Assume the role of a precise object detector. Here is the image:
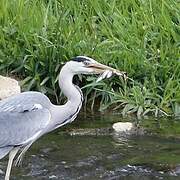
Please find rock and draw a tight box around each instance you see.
[112,122,133,133]
[112,122,146,136]
[0,75,21,100]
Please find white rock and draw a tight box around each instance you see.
[112,122,133,133]
[0,75,21,100]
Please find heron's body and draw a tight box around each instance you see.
[0,91,81,156]
[0,56,124,180]
[0,62,83,158]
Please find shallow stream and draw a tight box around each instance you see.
[0,112,180,180]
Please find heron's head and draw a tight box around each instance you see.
[65,56,126,80]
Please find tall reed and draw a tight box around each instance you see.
[0,0,179,116]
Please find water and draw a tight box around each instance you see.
[0,113,180,180]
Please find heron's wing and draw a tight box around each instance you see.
[0,146,13,159]
[0,91,51,113]
[0,107,51,148]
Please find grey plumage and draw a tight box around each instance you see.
[0,147,13,159]
[0,91,51,112]
[0,92,51,160]
[0,106,50,147]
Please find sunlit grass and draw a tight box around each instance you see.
[0,0,179,116]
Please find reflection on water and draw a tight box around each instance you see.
[0,113,180,180]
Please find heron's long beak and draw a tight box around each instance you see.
[87,62,126,77]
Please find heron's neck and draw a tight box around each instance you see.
[58,66,83,107]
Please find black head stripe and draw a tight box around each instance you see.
[71,56,91,62]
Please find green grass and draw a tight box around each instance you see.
[0,0,179,117]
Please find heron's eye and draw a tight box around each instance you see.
[83,61,90,66]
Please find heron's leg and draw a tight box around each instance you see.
[14,142,32,167]
[5,147,19,180]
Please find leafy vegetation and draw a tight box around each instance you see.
[0,0,179,117]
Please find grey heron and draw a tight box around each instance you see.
[0,56,125,180]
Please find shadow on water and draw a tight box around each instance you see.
[0,112,180,180]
